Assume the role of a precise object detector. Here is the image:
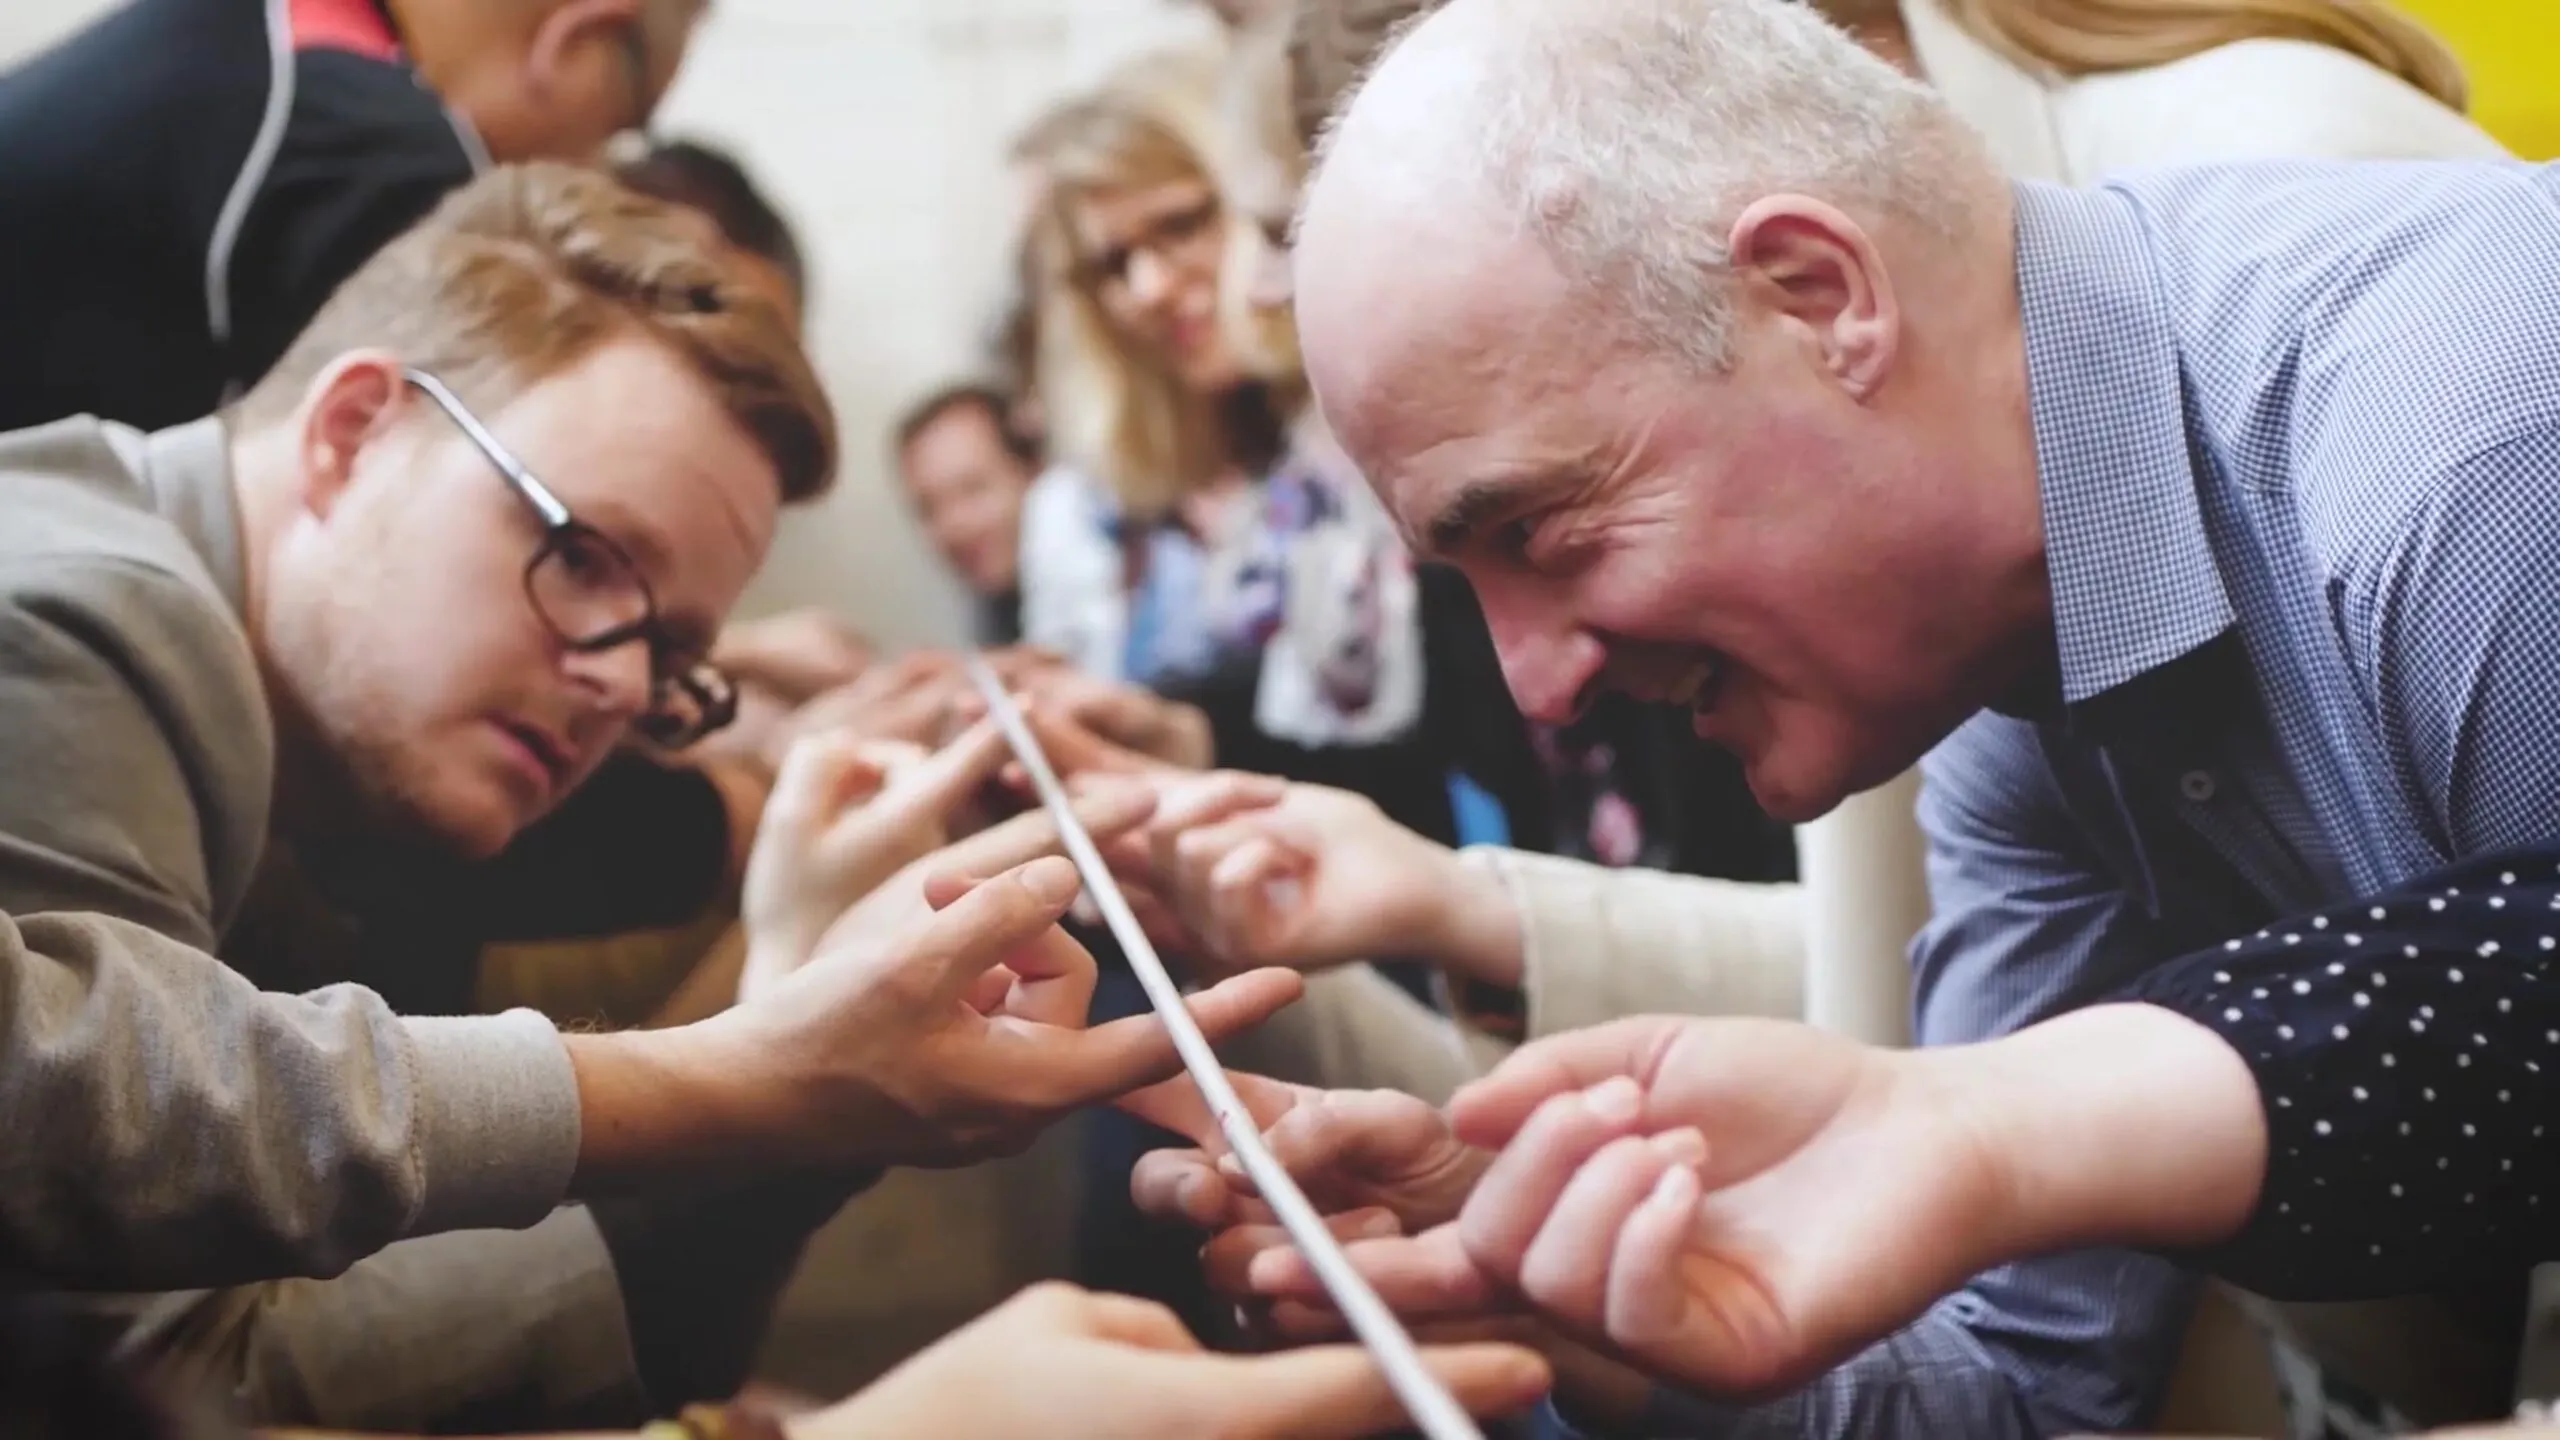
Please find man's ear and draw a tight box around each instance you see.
[1725,195,1900,401]
[525,0,640,94]
[294,353,407,521]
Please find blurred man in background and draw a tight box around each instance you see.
[893,383,1041,646]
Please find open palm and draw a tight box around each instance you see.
[1256,1017,2004,1399]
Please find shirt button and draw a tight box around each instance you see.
[2181,771,2218,803]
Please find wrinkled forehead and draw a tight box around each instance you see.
[1296,219,1586,513]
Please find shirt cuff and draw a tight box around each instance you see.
[404,1009,581,1237]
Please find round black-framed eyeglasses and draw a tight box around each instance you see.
[404,368,737,749]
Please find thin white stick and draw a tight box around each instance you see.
[964,658,1486,1440]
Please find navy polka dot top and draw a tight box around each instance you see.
[2127,842,2560,1300]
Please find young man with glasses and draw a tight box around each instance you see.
[0,163,1302,1431]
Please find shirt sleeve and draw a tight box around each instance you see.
[0,561,579,1288]
[2124,840,2560,1300]
[2353,425,2560,859]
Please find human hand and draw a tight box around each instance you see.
[1134,773,1519,982]
[955,667,1215,773]
[1249,1016,1997,1398]
[765,650,980,767]
[698,856,1307,1169]
[790,1280,1552,1440]
[1125,1071,1664,1424]
[739,722,1013,988]
[1122,1071,1488,1334]
[712,607,875,702]
[801,764,1176,983]
[1126,1070,1488,1234]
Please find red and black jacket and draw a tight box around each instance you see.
[0,0,485,431]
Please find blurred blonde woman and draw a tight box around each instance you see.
[1011,38,1449,800]
[1006,35,1501,1340]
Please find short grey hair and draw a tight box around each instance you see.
[1317,0,1992,371]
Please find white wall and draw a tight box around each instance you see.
[1,0,1212,648]
[654,0,1215,645]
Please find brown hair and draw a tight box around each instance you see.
[1286,0,2464,154]
[243,161,836,502]
[893,381,1040,466]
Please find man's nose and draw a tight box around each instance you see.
[562,639,654,719]
[1487,610,1604,727]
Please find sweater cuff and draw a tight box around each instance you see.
[1475,848,1807,1037]
[404,1009,581,1236]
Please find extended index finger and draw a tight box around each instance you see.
[1017,968,1304,1114]
[906,857,1086,1010]
[1117,1064,1307,1150]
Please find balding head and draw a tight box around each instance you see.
[1295,0,2043,822]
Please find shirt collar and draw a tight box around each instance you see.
[2012,179,2234,709]
[131,417,253,621]
[1899,0,2069,182]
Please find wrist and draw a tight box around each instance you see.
[565,1019,779,1189]
[1909,1003,2267,1263]
[1158,700,1214,769]
[1423,848,1527,989]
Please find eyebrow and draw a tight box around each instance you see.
[574,506,715,657]
[656,611,718,665]
[1420,469,1573,555]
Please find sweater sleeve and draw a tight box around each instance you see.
[0,560,579,1288]
[2126,842,2560,1300]
[1472,848,1806,1037]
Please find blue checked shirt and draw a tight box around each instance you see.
[1570,158,2560,1437]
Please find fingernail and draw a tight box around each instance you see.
[1647,1126,1708,1168]
[1356,1210,1399,1239]
[1500,1352,1551,1399]
[1648,1161,1700,1212]
[1020,859,1080,906]
[1584,1076,1642,1123]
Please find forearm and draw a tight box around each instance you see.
[1415,847,1529,990]
[1915,1002,2266,1262]
[120,1210,646,1431]
[564,1025,764,1189]
[0,912,577,1287]
[2116,849,2560,1298]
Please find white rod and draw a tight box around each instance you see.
[964,658,1485,1440]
